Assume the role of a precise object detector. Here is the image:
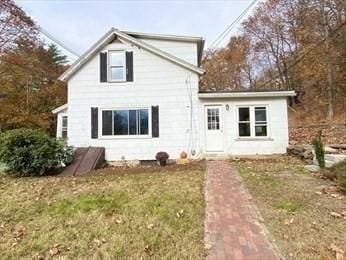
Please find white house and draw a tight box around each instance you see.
[53,28,295,162]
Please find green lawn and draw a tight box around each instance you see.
[234,156,346,260]
[0,162,206,258]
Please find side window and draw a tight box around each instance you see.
[61,115,68,139]
[237,106,268,138]
[254,107,267,136]
[238,107,250,137]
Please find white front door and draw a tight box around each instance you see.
[205,105,224,152]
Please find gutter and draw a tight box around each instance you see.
[198,91,296,99]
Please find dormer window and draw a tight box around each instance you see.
[109,51,125,81]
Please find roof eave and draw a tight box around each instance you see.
[198,91,296,99]
[59,28,205,81]
[52,104,68,114]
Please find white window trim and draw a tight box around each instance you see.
[61,115,68,139]
[56,112,68,139]
[107,50,126,82]
[98,107,152,139]
[236,105,270,139]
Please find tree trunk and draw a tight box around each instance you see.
[321,0,334,121]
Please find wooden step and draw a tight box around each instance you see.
[59,147,105,176]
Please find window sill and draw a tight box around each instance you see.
[101,81,134,85]
[235,137,273,141]
[97,135,152,140]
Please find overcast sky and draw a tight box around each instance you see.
[16,0,258,62]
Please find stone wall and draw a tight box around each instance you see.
[289,123,346,145]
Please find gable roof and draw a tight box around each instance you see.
[59,28,205,81]
[122,30,205,66]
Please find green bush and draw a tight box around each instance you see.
[0,128,73,176]
[312,130,325,168]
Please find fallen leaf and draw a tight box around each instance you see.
[146,223,154,229]
[284,218,294,225]
[205,243,212,250]
[115,218,123,224]
[49,247,59,256]
[94,239,102,248]
[144,245,154,256]
[330,212,342,218]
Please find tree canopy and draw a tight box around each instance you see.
[0,0,67,134]
[201,0,346,123]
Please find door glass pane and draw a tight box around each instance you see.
[207,108,220,130]
[239,107,250,121]
[114,110,128,135]
[102,110,113,135]
[255,125,267,136]
[255,107,267,122]
[129,110,138,135]
[140,109,149,135]
[110,52,124,66]
[239,123,250,136]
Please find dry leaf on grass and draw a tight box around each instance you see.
[144,245,154,256]
[330,212,342,218]
[284,218,294,225]
[146,223,154,229]
[13,226,26,241]
[115,218,123,224]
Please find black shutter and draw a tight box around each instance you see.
[151,106,159,138]
[126,51,133,82]
[91,107,98,139]
[100,52,107,82]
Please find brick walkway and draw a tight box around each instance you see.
[205,160,280,260]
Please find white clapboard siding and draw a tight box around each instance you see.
[141,39,198,65]
[199,97,289,155]
[67,40,200,161]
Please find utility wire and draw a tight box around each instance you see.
[38,26,80,58]
[208,0,259,49]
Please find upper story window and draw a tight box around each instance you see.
[108,51,125,81]
[237,106,268,138]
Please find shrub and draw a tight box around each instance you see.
[312,130,325,168]
[155,151,169,166]
[0,128,73,176]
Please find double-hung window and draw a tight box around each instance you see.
[237,106,268,138]
[61,115,68,139]
[102,108,149,137]
[109,51,125,81]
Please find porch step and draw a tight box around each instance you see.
[59,147,105,176]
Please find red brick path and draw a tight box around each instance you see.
[205,160,280,260]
